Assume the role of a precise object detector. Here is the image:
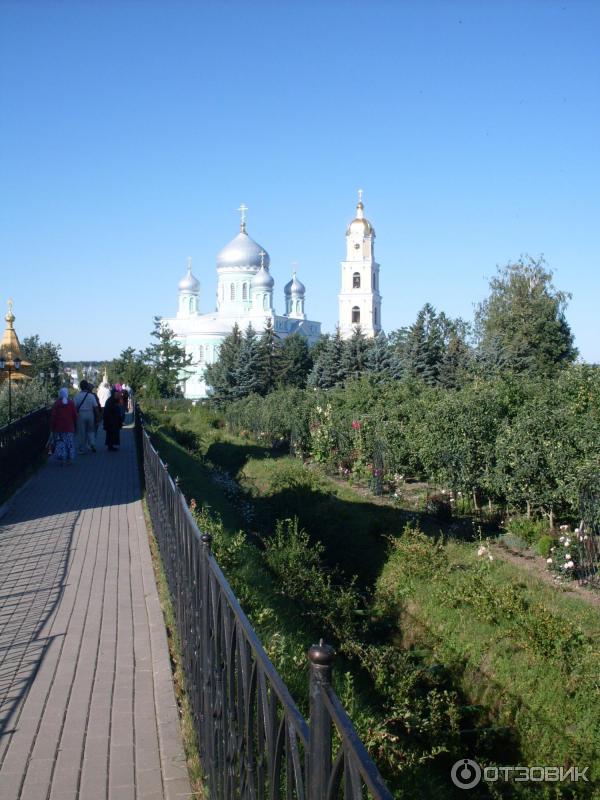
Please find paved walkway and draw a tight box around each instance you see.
[0,425,192,799]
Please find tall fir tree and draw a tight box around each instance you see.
[257,318,282,395]
[277,332,313,388]
[204,323,243,405]
[144,317,192,398]
[342,326,370,380]
[365,331,392,376]
[309,328,347,389]
[231,325,263,399]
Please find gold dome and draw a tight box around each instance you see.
[346,201,374,236]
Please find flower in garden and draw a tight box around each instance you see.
[566,561,574,569]
[560,524,568,531]
[351,420,361,430]
[547,558,553,564]
[559,536,565,543]
[550,546,555,552]
[477,546,486,557]
[574,528,580,534]
[565,553,571,560]
[565,539,571,546]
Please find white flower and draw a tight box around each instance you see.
[584,535,589,540]
[477,546,486,557]
[565,539,570,546]
[574,528,580,534]
[559,536,565,543]
[560,524,569,531]
[488,554,494,561]
[565,553,571,560]
[579,536,583,541]
[550,547,555,552]
[547,558,553,564]
[566,561,574,569]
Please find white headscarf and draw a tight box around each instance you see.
[59,388,69,405]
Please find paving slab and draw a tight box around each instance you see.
[0,426,192,799]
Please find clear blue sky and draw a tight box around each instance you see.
[1,0,598,362]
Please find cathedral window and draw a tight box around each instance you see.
[263,294,268,310]
[230,283,235,300]
[198,345,204,363]
[352,306,360,324]
[374,307,378,325]
[189,297,195,313]
[242,283,248,300]
[296,299,301,313]
[353,272,361,289]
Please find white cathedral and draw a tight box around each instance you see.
[163,195,381,399]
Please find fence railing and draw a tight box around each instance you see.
[137,408,393,800]
[0,407,49,493]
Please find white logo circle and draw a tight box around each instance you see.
[451,759,482,789]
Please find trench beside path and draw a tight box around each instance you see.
[0,426,192,799]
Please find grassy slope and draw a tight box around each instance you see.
[144,406,600,793]
[380,540,600,771]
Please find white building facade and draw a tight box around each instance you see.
[338,193,382,339]
[162,213,321,399]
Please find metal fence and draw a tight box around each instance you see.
[137,409,393,800]
[577,472,600,588]
[0,406,49,493]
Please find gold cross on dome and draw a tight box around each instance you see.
[291,261,299,276]
[357,188,364,203]
[237,203,248,230]
[186,256,192,272]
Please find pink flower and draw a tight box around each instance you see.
[351,420,361,430]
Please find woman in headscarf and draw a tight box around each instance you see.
[103,388,123,451]
[50,388,77,465]
[97,375,111,409]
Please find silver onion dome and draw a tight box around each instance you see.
[217,231,270,270]
[284,272,305,296]
[252,264,274,290]
[178,259,200,292]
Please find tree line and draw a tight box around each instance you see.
[205,256,579,404]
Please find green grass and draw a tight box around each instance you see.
[377,534,600,780]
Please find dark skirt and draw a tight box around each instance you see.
[105,427,121,448]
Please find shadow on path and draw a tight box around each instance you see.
[0,427,139,741]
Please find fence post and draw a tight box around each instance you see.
[308,640,335,800]
[199,532,213,777]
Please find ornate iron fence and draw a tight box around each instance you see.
[137,409,393,800]
[0,407,49,493]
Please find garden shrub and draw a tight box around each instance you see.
[505,515,550,545]
[537,534,555,558]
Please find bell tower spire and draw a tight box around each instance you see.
[338,191,382,339]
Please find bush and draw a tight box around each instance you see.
[505,515,549,545]
[537,534,555,558]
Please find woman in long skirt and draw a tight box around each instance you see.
[103,388,123,451]
[50,388,77,465]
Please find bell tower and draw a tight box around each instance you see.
[338,191,382,339]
